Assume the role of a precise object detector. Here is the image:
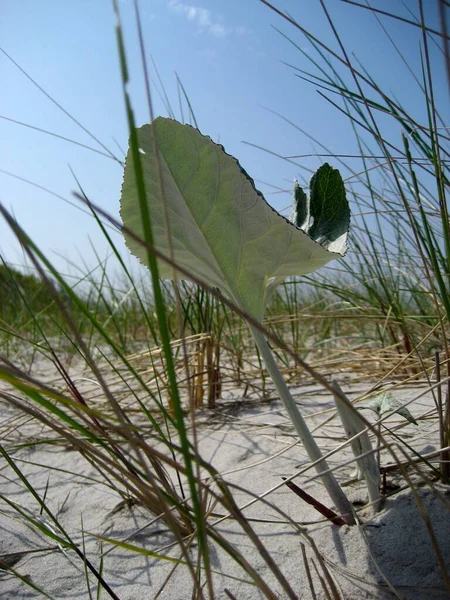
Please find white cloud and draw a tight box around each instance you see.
[168,1,238,38]
[197,8,212,28]
[235,25,250,36]
[209,23,227,38]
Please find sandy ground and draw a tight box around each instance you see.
[1,373,449,599]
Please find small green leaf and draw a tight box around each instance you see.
[308,163,351,253]
[359,392,418,425]
[289,179,309,230]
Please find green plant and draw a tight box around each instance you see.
[120,116,363,524]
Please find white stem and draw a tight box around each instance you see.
[332,381,380,514]
[250,324,355,525]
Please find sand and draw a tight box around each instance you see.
[1,376,449,599]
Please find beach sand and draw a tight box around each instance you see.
[1,375,449,599]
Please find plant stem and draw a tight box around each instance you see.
[331,381,380,514]
[249,324,356,525]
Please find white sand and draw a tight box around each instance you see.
[1,380,449,599]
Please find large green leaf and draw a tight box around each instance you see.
[120,117,350,320]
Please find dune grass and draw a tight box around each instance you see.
[1,1,450,598]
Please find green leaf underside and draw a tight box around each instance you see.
[120,117,349,320]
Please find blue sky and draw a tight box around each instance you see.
[0,0,444,281]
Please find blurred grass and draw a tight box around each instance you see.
[1,259,441,382]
